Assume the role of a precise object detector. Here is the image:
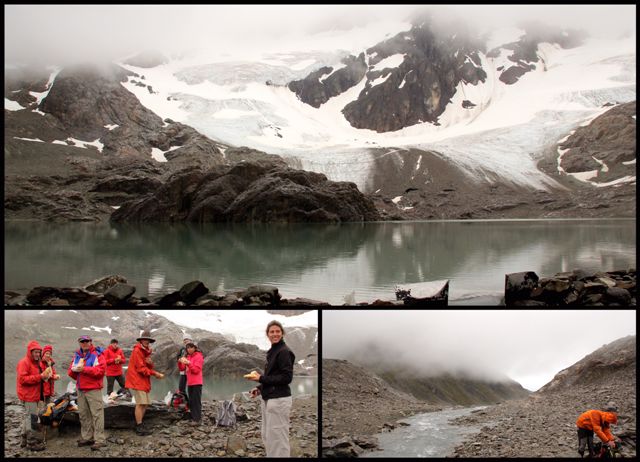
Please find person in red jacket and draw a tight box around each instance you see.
[125,330,164,436]
[67,335,107,451]
[16,340,48,451]
[103,339,128,396]
[40,345,61,403]
[179,341,204,424]
[576,405,620,457]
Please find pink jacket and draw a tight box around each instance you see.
[185,351,203,386]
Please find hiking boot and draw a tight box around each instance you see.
[135,424,152,436]
[77,439,95,447]
[91,442,106,451]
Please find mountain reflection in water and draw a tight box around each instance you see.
[4,219,635,305]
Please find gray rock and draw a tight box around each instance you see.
[606,287,631,305]
[104,283,136,305]
[84,275,128,293]
[179,281,209,305]
[226,435,247,453]
[505,271,539,305]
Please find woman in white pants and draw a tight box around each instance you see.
[248,320,295,457]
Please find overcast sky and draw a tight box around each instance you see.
[322,310,636,391]
[4,5,636,66]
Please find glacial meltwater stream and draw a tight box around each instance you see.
[362,406,486,458]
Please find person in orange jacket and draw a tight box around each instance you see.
[125,330,164,436]
[576,405,620,457]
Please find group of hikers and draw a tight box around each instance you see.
[15,319,296,457]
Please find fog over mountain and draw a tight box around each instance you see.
[322,310,636,391]
[5,5,635,66]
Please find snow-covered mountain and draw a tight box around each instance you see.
[4,9,636,220]
[106,18,635,192]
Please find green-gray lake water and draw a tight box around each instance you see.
[4,219,636,305]
[4,372,317,402]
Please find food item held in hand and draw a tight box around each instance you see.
[243,371,260,379]
[71,358,85,372]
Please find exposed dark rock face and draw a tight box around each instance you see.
[4,63,230,222]
[452,336,636,458]
[40,64,151,141]
[290,17,586,133]
[488,21,586,85]
[4,65,51,109]
[38,63,224,165]
[123,49,169,68]
[505,268,636,306]
[288,54,368,108]
[4,151,164,222]
[111,160,380,223]
[558,101,636,184]
[342,17,487,132]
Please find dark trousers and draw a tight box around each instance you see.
[179,374,188,399]
[188,385,202,422]
[106,375,127,395]
[577,427,595,457]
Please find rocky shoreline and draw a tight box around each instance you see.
[5,268,636,306]
[450,370,636,458]
[322,359,438,457]
[4,394,317,458]
[505,268,636,306]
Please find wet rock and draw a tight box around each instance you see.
[26,287,102,306]
[104,283,136,305]
[606,287,631,305]
[179,281,209,305]
[504,269,635,306]
[84,275,128,293]
[505,272,539,305]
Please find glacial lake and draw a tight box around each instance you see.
[4,219,636,305]
[4,372,317,402]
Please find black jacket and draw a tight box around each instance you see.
[258,339,295,401]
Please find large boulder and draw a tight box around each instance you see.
[111,161,380,223]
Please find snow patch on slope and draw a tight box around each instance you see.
[5,98,25,111]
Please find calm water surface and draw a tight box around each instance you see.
[5,219,636,305]
[4,372,317,402]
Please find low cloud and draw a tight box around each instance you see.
[322,310,636,390]
[5,5,635,66]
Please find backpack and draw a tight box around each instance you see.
[37,392,75,427]
[216,400,236,427]
[171,391,189,411]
